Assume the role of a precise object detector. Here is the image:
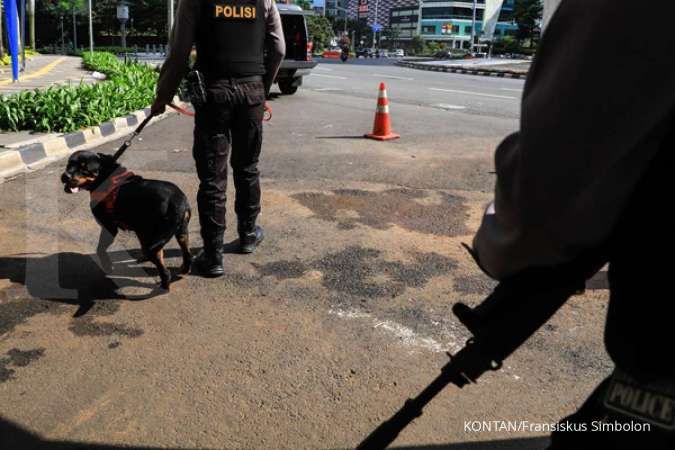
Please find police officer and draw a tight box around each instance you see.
[151,0,285,277]
[470,0,675,448]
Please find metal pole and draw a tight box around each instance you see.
[27,0,33,50]
[60,15,65,54]
[372,0,379,48]
[88,0,94,54]
[470,0,476,53]
[416,0,422,37]
[167,0,174,43]
[121,20,126,49]
[0,2,5,59]
[20,0,25,70]
[72,7,77,50]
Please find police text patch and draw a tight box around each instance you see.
[214,4,256,19]
[604,372,675,430]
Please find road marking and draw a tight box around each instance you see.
[330,308,459,353]
[372,73,414,81]
[0,57,67,86]
[312,73,348,80]
[432,103,466,110]
[429,87,517,100]
[313,87,343,92]
[314,66,334,72]
[500,88,523,92]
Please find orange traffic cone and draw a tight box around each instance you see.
[365,82,400,141]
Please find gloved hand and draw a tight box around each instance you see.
[150,98,167,116]
[263,101,272,121]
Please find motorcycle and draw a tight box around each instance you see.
[340,47,349,63]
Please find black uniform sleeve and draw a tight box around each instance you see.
[473,0,675,280]
[156,0,199,103]
[263,0,285,96]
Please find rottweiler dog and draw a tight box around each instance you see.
[61,150,192,290]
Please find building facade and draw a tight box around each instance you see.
[389,6,419,40]
[326,0,350,18]
[349,0,518,45]
[419,0,517,47]
[347,0,418,28]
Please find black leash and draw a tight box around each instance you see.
[112,113,155,162]
[111,103,196,162]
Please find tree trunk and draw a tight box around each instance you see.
[72,9,78,50]
[28,0,35,50]
[0,2,5,58]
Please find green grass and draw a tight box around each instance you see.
[0,51,158,133]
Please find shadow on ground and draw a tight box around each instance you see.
[0,415,549,450]
[0,249,189,319]
[0,416,194,450]
[392,437,550,450]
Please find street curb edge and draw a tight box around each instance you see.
[0,96,187,184]
[395,61,527,79]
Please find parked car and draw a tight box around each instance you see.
[275,4,318,95]
[356,47,376,58]
[392,49,405,57]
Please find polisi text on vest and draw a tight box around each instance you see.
[214,4,256,19]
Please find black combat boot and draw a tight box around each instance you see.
[238,221,264,254]
[192,235,224,277]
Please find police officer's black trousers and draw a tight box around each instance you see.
[192,80,265,249]
[548,124,675,449]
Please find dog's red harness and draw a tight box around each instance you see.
[90,166,137,230]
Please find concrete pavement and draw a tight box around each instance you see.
[0,63,611,449]
[0,55,96,96]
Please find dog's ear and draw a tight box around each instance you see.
[83,154,103,175]
[95,153,117,171]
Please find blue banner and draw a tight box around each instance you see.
[3,0,20,81]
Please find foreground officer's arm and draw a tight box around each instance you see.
[472,0,675,280]
[263,0,285,97]
[152,0,198,115]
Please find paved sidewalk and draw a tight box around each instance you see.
[0,54,100,149]
[0,54,97,96]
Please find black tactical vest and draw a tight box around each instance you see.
[195,0,266,78]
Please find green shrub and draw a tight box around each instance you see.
[0,48,40,66]
[0,51,158,133]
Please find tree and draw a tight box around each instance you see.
[294,0,312,11]
[306,15,334,52]
[43,0,86,49]
[382,27,400,50]
[409,35,426,56]
[0,2,4,58]
[513,0,542,48]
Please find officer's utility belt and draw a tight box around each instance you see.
[604,369,675,430]
[218,75,263,83]
[185,70,262,107]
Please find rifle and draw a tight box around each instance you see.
[357,250,606,449]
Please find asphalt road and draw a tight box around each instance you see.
[0,62,611,449]
[306,58,523,120]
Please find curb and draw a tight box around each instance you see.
[0,97,188,183]
[395,61,527,79]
